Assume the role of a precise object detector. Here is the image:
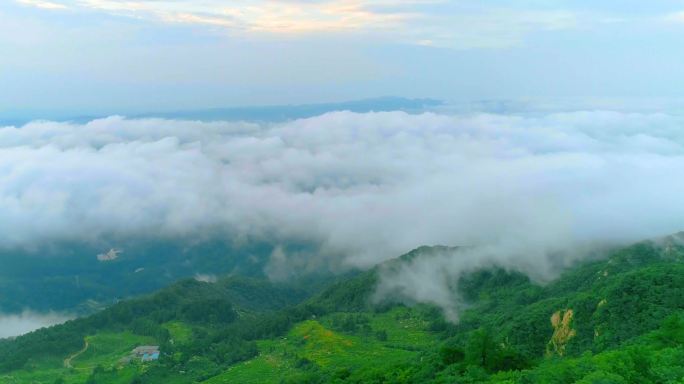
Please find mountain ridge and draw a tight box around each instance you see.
[0,235,683,383]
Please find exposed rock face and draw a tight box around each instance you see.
[546,309,576,357]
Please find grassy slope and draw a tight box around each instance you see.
[0,332,155,384]
[203,238,684,383]
[205,306,435,384]
[2,236,684,383]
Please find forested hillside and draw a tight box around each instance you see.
[1,236,684,383]
[0,238,291,314]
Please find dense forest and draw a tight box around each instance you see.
[0,237,316,314]
[1,235,683,383]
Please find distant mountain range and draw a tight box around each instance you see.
[135,97,443,122]
[0,97,443,126]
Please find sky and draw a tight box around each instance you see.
[4,1,684,114]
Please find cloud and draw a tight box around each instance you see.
[13,0,426,33]
[373,243,602,322]
[0,311,71,338]
[407,8,577,48]
[12,0,578,48]
[2,110,684,317]
[16,0,67,10]
[664,11,684,23]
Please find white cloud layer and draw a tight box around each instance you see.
[2,110,684,294]
[16,0,66,10]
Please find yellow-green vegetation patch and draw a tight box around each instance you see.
[290,320,356,366]
[367,307,436,347]
[164,321,193,345]
[203,353,296,384]
[208,313,434,383]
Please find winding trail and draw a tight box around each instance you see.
[64,339,89,368]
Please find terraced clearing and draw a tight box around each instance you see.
[204,307,436,383]
[0,307,434,384]
[0,332,155,384]
[164,321,194,345]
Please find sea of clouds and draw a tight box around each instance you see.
[2,110,684,319]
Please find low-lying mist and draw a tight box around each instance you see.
[2,110,684,319]
[0,311,71,339]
